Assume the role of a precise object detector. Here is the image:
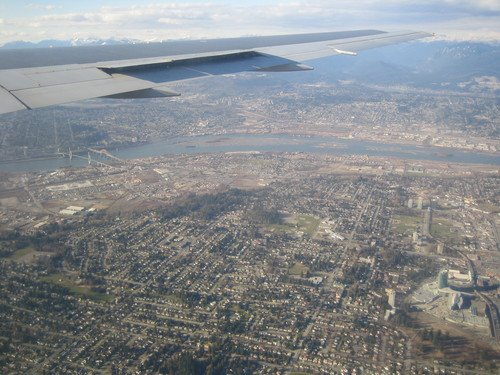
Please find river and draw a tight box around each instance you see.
[0,133,498,173]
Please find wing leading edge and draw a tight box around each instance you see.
[0,30,431,115]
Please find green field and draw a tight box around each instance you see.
[431,218,456,241]
[392,214,421,234]
[289,262,309,276]
[295,215,321,236]
[41,274,113,302]
[264,214,320,237]
[9,246,35,260]
[266,223,293,234]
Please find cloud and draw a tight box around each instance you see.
[444,0,500,12]
[422,15,500,42]
[1,1,499,45]
[26,3,57,11]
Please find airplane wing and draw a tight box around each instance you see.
[0,30,431,115]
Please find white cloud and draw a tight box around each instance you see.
[26,3,57,11]
[444,0,500,12]
[1,1,499,44]
[420,15,500,42]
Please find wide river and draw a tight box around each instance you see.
[0,133,498,173]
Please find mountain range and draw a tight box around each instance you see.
[0,38,139,49]
[310,41,500,90]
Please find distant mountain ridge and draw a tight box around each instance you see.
[0,38,139,49]
[308,41,500,90]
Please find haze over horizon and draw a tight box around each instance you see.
[0,0,499,47]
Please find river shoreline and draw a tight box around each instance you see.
[0,133,498,173]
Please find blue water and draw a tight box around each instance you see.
[0,133,498,172]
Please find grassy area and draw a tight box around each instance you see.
[431,218,456,242]
[9,246,35,260]
[266,223,293,234]
[230,303,244,314]
[261,214,320,237]
[41,274,113,302]
[229,303,251,319]
[392,214,421,234]
[295,215,321,236]
[289,262,309,276]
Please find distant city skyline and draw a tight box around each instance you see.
[0,0,499,45]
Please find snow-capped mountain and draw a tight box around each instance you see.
[0,38,139,49]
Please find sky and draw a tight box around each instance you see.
[0,0,499,45]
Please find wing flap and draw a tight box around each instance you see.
[0,87,27,114]
[98,51,301,82]
[26,67,111,87]
[0,70,39,91]
[103,87,180,99]
[11,76,153,109]
[0,66,111,91]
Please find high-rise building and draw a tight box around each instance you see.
[437,242,444,255]
[412,232,419,243]
[449,293,464,310]
[407,198,413,209]
[386,288,401,309]
[438,270,448,289]
[387,289,396,308]
[423,207,432,237]
[417,197,423,210]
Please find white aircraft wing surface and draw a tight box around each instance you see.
[0,30,431,115]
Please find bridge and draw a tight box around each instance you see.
[87,148,125,163]
[57,147,124,168]
[56,148,74,161]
